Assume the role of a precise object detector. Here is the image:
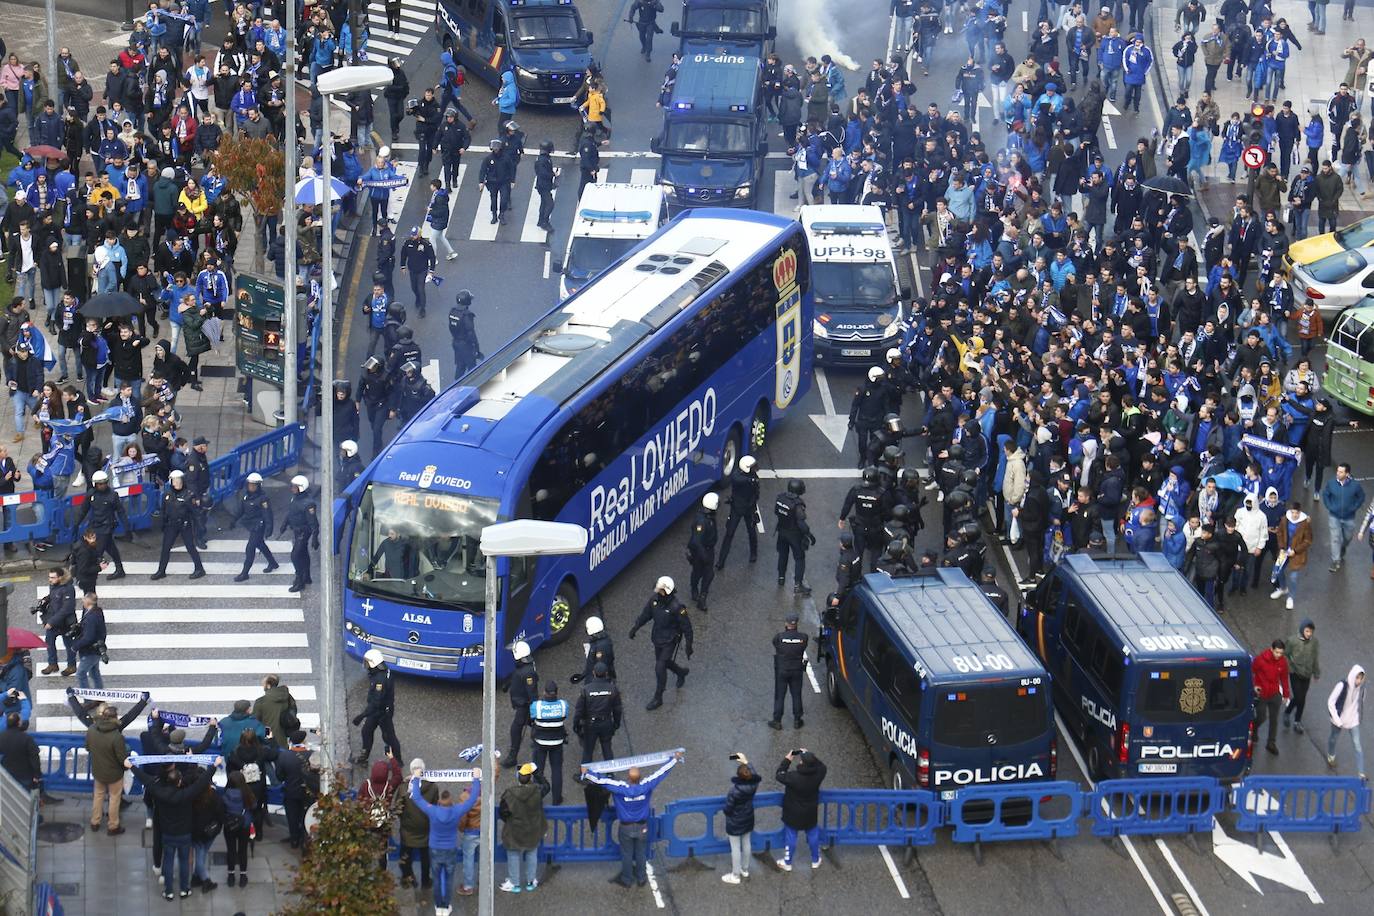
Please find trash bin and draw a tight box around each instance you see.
[253,385,284,428]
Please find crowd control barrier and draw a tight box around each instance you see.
[1091,777,1226,838]
[34,882,63,915]
[29,732,1372,869]
[0,424,304,552]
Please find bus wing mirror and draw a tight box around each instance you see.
[650,136,662,154]
[332,496,349,552]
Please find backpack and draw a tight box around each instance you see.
[239,761,262,785]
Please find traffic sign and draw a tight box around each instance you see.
[1242,145,1267,169]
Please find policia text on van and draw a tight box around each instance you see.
[821,569,1056,796]
[1019,553,1255,781]
[436,0,594,106]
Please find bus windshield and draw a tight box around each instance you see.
[1137,665,1249,724]
[347,484,500,608]
[933,684,1049,748]
[682,6,765,35]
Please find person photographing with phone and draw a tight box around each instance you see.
[776,748,827,871]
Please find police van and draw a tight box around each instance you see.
[1018,553,1255,782]
[436,0,594,106]
[821,569,1056,796]
[556,182,667,300]
[669,0,778,56]
[652,43,766,211]
[802,205,910,365]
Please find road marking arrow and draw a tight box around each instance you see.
[978,92,992,109]
[1211,817,1322,904]
[1103,99,1122,116]
[422,358,442,393]
[809,367,851,452]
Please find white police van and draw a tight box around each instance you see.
[801,205,910,364]
[556,183,667,300]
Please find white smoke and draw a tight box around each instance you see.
[778,0,862,70]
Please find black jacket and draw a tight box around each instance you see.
[723,772,762,836]
[776,755,827,830]
[0,728,41,788]
[137,766,214,836]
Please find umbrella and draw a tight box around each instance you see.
[23,145,67,161]
[80,291,142,318]
[294,175,351,205]
[5,628,44,651]
[1141,175,1193,197]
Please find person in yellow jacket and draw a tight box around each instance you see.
[579,78,610,146]
[178,181,209,220]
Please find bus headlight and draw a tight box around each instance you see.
[813,319,829,339]
[734,183,752,199]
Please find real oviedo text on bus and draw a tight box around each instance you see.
[339,209,812,681]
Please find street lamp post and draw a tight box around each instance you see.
[312,64,393,776]
[478,522,588,916]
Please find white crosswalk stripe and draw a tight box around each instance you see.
[26,539,316,737]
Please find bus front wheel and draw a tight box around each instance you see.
[546,581,580,645]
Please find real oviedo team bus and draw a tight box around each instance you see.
[340,209,811,680]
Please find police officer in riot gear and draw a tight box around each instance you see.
[149,469,207,580]
[339,440,364,493]
[866,413,920,467]
[839,466,885,564]
[770,613,810,730]
[506,639,539,760]
[279,475,319,593]
[629,576,693,710]
[847,366,888,469]
[979,567,1010,616]
[876,539,913,576]
[775,479,815,594]
[185,437,213,550]
[835,531,862,596]
[388,361,435,423]
[877,444,905,492]
[687,492,718,610]
[716,455,760,569]
[357,356,392,457]
[529,681,570,804]
[385,325,422,381]
[76,471,129,578]
[449,290,482,382]
[934,443,966,498]
[354,648,401,764]
[882,347,910,412]
[574,661,622,763]
[230,472,278,581]
[572,615,616,683]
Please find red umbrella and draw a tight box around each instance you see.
[23,145,67,161]
[5,628,45,651]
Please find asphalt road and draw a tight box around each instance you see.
[44,0,1371,910]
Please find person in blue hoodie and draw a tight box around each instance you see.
[438,51,474,124]
[357,152,401,235]
[1162,515,1188,568]
[494,69,519,121]
[1121,33,1154,114]
[409,769,481,914]
[823,147,852,204]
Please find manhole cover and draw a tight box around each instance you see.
[37,822,85,843]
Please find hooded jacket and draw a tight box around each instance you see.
[499,776,548,851]
[251,683,297,747]
[1252,647,1291,701]
[1276,509,1312,570]
[1233,499,1269,552]
[1328,665,1365,729]
[496,69,519,114]
[776,753,827,830]
[1286,620,1321,680]
[1002,445,1028,504]
[723,771,763,836]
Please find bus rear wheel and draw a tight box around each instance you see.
[546,581,580,645]
[721,428,742,478]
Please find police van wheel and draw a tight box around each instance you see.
[1087,745,1105,781]
[889,761,904,792]
[825,663,844,708]
[545,581,580,646]
[721,428,742,478]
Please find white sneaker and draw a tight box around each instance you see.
[776,858,792,871]
[145,817,153,829]
[1286,596,1294,610]
[446,252,458,261]
[1269,588,1285,599]
[499,880,519,893]
[811,859,822,869]
[721,873,741,884]
[741,871,749,879]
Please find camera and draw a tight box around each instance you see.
[95,642,109,665]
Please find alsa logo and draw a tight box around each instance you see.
[401,613,432,625]
[881,716,918,758]
[1082,696,1117,729]
[1140,743,1242,761]
[933,762,1045,786]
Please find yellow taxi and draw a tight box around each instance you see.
[1283,214,1374,276]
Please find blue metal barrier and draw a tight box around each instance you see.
[948,780,1086,847]
[0,494,55,546]
[48,483,160,546]
[207,423,306,506]
[820,789,942,847]
[34,881,63,915]
[37,733,148,798]
[661,792,758,859]
[1233,775,1371,836]
[540,805,627,863]
[1091,777,1226,837]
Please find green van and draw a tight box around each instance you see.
[1323,302,1374,415]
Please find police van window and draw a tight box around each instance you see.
[1089,636,1124,695]
[933,684,1050,749]
[465,0,486,19]
[527,234,801,521]
[1036,576,1063,617]
[1137,665,1247,723]
[1062,600,1087,648]
[493,8,507,44]
[860,616,895,681]
[888,663,922,725]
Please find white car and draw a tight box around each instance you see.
[1290,247,1374,314]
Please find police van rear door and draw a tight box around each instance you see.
[928,677,1053,798]
[1129,658,1254,780]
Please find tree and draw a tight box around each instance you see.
[214,133,286,271]
[279,774,399,916]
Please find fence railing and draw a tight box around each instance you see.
[0,424,305,550]
[0,765,37,915]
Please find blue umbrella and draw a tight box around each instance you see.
[293,175,351,205]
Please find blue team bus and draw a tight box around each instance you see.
[340,209,811,680]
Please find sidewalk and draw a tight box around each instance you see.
[1154,0,1374,223]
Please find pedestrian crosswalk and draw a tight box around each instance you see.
[365,0,433,61]
[28,540,317,735]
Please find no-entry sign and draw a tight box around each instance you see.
[1242,145,1267,169]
